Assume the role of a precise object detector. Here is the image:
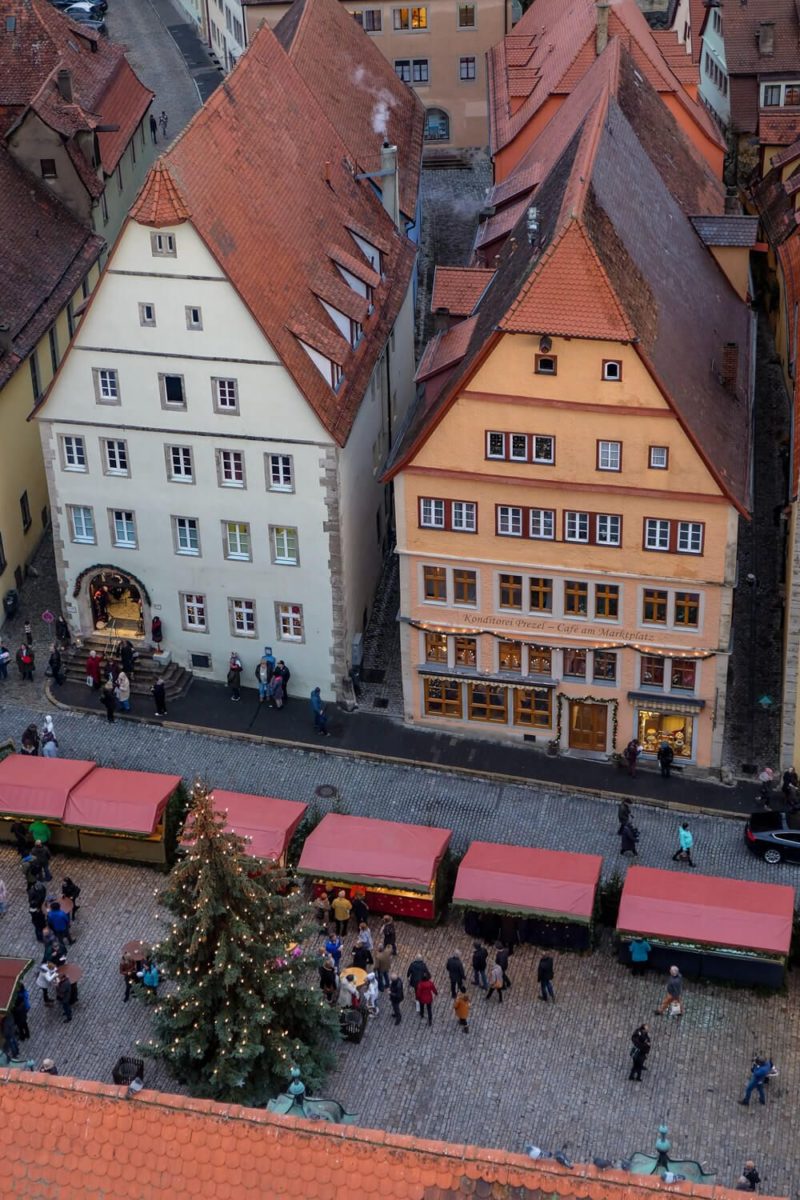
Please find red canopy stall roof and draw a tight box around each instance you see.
[453,842,603,922]
[296,813,452,892]
[617,866,795,957]
[0,958,32,1014]
[209,790,308,861]
[63,768,182,835]
[0,755,95,820]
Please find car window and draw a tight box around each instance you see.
[774,832,800,844]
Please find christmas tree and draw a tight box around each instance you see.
[142,779,339,1104]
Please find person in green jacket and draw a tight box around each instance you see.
[672,822,695,867]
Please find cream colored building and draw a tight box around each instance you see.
[244,0,511,147]
[38,2,424,703]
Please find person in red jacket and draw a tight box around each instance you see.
[415,973,437,1026]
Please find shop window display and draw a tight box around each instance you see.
[638,710,693,758]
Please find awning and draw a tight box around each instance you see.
[0,958,32,1013]
[207,789,308,861]
[452,842,602,921]
[627,692,706,711]
[617,866,794,956]
[296,813,452,893]
[0,756,96,820]
[64,768,181,835]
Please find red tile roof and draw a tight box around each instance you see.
[1,0,153,182]
[128,0,419,446]
[387,43,752,514]
[760,111,800,149]
[721,0,800,75]
[273,0,424,222]
[687,0,706,63]
[1,1071,786,1200]
[487,0,722,159]
[416,317,479,380]
[0,141,103,390]
[652,29,698,86]
[431,267,495,316]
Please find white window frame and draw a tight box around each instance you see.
[645,518,671,551]
[451,501,476,532]
[677,521,704,555]
[230,597,257,637]
[173,516,200,556]
[139,302,156,327]
[529,508,555,540]
[68,505,95,544]
[213,377,239,413]
[649,446,669,469]
[217,449,246,488]
[420,498,445,528]
[531,435,555,464]
[151,232,176,257]
[565,511,589,543]
[486,431,505,459]
[270,526,299,565]
[497,506,522,536]
[276,602,304,642]
[167,445,194,483]
[223,521,252,561]
[185,305,203,331]
[602,360,622,382]
[61,435,87,472]
[267,453,294,492]
[103,438,129,476]
[111,509,137,549]
[181,592,207,631]
[597,440,621,471]
[93,367,120,404]
[595,514,621,546]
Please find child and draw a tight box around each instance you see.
[364,972,379,1016]
[454,990,470,1033]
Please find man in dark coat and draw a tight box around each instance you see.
[471,943,488,989]
[537,955,555,1002]
[620,821,639,856]
[445,950,466,998]
[495,943,511,989]
[617,800,631,835]
[389,973,404,1025]
[629,1023,651,1081]
[406,958,429,994]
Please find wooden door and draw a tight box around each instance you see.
[569,701,607,751]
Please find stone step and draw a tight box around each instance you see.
[60,640,193,701]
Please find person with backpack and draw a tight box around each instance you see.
[657,740,674,779]
[537,955,555,1002]
[389,972,404,1024]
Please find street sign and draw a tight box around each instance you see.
[41,610,55,624]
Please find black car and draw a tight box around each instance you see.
[744,810,800,864]
[63,6,107,31]
[50,0,108,12]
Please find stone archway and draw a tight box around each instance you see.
[72,564,151,639]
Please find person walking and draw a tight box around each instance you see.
[471,942,488,990]
[0,641,10,680]
[115,670,131,712]
[56,972,72,1022]
[495,943,511,989]
[17,643,35,681]
[21,724,40,755]
[29,897,47,943]
[149,112,158,143]
[356,922,373,953]
[537,954,555,1002]
[318,955,338,1005]
[12,986,30,1042]
[227,652,243,700]
[389,972,404,1024]
[624,738,641,777]
[380,914,397,956]
[324,931,343,970]
[672,822,695,867]
[454,989,470,1033]
[657,740,674,779]
[415,973,437,1026]
[61,878,81,920]
[47,901,74,946]
[655,965,683,1016]
[331,890,351,937]
[48,644,64,686]
[374,943,392,992]
[32,840,52,883]
[2,1011,20,1060]
[629,1023,651,1081]
[620,820,639,856]
[100,679,117,722]
[23,618,33,647]
[310,687,329,735]
[152,678,167,717]
[159,110,168,139]
[35,962,57,1006]
[736,1161,761,1191]
[364,972,379,1015]
[617,800,631,835]
[274,660,291,700]
[628,937,651,976]
[120,640,136,680]
[85,649,101,690]
[40,716,59,758]
[407,957,429,1012]
[739,1058,773,1108]
[446,950,466,998]
[486,961,504,1003]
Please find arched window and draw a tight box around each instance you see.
[424,108,450,142]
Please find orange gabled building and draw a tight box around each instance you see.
[487,0,724,183]
[385,45,753,770]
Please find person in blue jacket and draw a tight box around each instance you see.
[310,687,329,735]
[739,1057,773,1107]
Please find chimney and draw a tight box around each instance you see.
[0,323,11,355]
[57,68,73,103]
[596,0,610,55]
[380,141,400,231]
[721,341,739,391]
[757,21,775,56]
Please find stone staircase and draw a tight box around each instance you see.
[61,633,193,703]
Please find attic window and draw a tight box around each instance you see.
[331,362,344,390]
[535,354,557,376]
[151,232,176,257]
[602,359,622,382]
[40,159,57,180]
[350,319,363,348]
[349,230,382,276]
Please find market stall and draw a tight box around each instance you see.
[0,958,32,1014]
[0,756,95,850]
[296,813,453,920]
[616,866,795,987]
[206,789,308,864]
[452,842,603,950]
[63,768,183,864]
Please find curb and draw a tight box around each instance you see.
[44,684,744,821]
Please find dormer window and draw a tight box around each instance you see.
[602,359,622,381]
[349,230,382,276]
[535,354,557,375]
[151,232,176,257]
[349,319,363,348]
[331,361,343,390]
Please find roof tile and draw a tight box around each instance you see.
[431,267,496,316]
